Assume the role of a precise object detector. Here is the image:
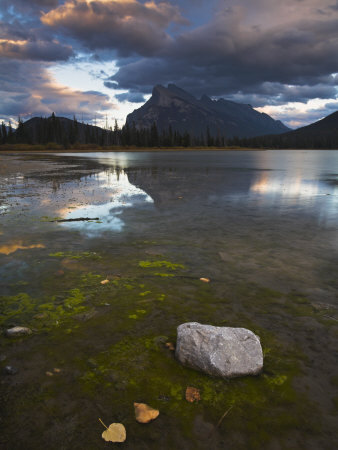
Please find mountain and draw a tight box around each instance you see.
[16,115,108,145]
[126,84,289,138]
[279,111,338,147]
[231,110,338,149]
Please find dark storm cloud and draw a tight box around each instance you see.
[115,92,146,103]
[0,38,73,61]
[1,0,338,124]
[2,0,60,13]
[329,1,338,10]
[42,0,188,57]
[224,82,338,107]
[108,6,338,104]
[0,1,73,63]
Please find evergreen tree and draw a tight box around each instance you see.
[1,121,7,144]
[150,122,159,147]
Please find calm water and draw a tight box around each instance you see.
[0,150,337,449]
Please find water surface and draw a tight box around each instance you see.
[0,150,337,449]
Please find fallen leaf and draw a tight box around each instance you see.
[134,403,159,423]
[165,342,175,351]
[101,279,109,285]
[186,387,200,403]
[99,419,126,443]
[53,368,61,373]
[46,371,53,377]
[199,278,210,283]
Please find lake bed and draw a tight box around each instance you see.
[0,150,338,449]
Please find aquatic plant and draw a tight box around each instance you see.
[139,260,185,270]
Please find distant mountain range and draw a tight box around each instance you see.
[232,110,338,149]
[1,86,337,148]
[126,84,289,138]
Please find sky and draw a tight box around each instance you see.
[1,0,338,129]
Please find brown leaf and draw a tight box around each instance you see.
[186,387,200,403]
[134,403,159,423]
[165,342,175,351]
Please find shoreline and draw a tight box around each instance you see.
[0,146,337,153]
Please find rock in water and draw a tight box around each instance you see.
[5,326,32,337]
[4,366,18,375]
[175,322,263,378]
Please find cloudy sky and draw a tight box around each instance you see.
[1,0,338,128]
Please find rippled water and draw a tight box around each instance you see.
[0,150,337,450]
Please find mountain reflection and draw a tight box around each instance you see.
[60,170,153,236]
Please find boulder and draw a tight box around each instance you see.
[5,326,32,337]
[175,322,263,378]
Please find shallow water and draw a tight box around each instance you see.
[0,150,338,449]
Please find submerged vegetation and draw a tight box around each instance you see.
[0,251,332,447]
[1,153,337,449]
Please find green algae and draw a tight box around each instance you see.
[139,290,151,296]
[139,260,185,270]
[40,216,62,222]
[128,309,147,320]
[49,251,102,260]
[0,288,88,330]
[154,272,175,277]
[0,292,36,326]
[77,329,316,447]
[80,272,102,286]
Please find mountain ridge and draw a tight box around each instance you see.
[126,84,289,138]
[230,110,338,149]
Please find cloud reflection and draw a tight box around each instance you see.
[0,241,45,255]
[60,170,153,236]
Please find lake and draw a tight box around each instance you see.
[0,150,337,449]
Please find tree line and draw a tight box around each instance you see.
[0,114,227,148]
[3,113,335,149]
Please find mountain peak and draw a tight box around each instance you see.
[127,84,289,138]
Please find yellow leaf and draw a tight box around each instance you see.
[199,277,210,283]
[100,420,126,443]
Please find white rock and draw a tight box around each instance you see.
[175,322,263,378]
[5,326,32,337]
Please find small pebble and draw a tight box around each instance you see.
[4,366,18,375]
[46,371,54,377]
[5,326,32,337]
